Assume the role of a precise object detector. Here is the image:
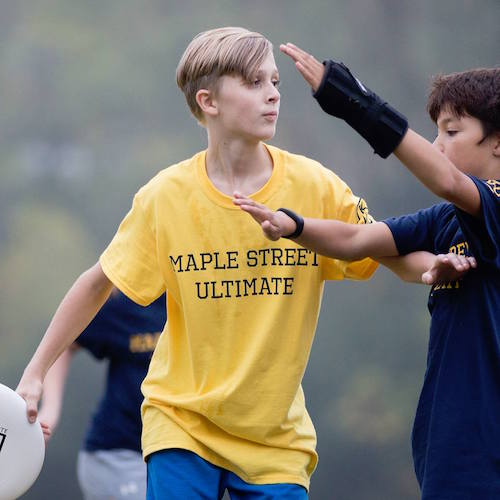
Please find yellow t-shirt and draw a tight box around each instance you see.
[99,144,377,490]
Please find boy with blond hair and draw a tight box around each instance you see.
[17,28,471,499]
[235,44,499,498]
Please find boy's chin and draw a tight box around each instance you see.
[240,125,276,143]
[261,133,276,142]
[258,127,277,141]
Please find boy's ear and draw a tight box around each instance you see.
[196,89,218,118]
[492,131,500,158]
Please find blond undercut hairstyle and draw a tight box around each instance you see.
[176,27,273,124]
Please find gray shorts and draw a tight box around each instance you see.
[77,449,146,500]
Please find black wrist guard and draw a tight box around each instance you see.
[277,208,304,239]
[313,60,408,158]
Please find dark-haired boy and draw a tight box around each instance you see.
[235,45,499,498]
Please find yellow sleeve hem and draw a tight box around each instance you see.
[99,253,151,306]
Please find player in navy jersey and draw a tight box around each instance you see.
[39,289,166,500]
[234,45,499,498]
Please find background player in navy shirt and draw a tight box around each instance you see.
[39,288,166,500]
[234,45,499,498]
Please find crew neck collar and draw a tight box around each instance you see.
[195,143,284,209]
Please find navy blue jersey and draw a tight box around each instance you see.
[76,291,166,452]
[384,177,500,498]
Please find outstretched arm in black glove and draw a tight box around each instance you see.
[279,43,481,216]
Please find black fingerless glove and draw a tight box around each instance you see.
[313,60,408,158]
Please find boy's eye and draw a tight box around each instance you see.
[248,78,280,88]
[446,130,458,136]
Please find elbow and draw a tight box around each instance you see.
[80,262,113,297]
[434,183,456,203]
[324,238,367,261]
[432,170,468,205]
[338,247,369,262]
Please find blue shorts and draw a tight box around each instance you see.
[146,449,308,499]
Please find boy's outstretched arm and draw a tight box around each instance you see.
[233,192,397,260]
[16,262,113,423]
[394,130,480,215]
[233,193,476,284]
[378,253,475,285]
[279,43,481,216]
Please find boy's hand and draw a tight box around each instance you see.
[38,406,59,443]
[16,372,43,424]
[279,43,324,92]
[281,42,408,159]
[233,192,296,240]
[422,253,477,285]
[40,422,52,444]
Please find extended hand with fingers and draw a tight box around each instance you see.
[280,43,324,92]
[280,41,408,159]
[422,253,477,285]
[232,192,296,240]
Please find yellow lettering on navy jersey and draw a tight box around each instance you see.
[449,241,469,256]
[432,240,471,293]
[432,280,461,291]
[486,180,500,197]
[129,332,161,353]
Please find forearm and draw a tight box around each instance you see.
[378,252,435,283]
[296,218,439,284]
[39,346,77,430]
[394,130,479,214]
[22,262,112,381]
[233,194,398,260]
[295,219,398,260]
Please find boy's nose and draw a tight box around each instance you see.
[433,136,445,153]
[267,85,280,103]
[268,94,279,104]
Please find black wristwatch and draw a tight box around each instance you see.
[277,208,304,239]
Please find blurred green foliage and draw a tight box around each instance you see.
[1,1,498,498]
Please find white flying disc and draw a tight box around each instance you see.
[0,383,45,500]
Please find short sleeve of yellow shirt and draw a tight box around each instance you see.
[100,193,165,306]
